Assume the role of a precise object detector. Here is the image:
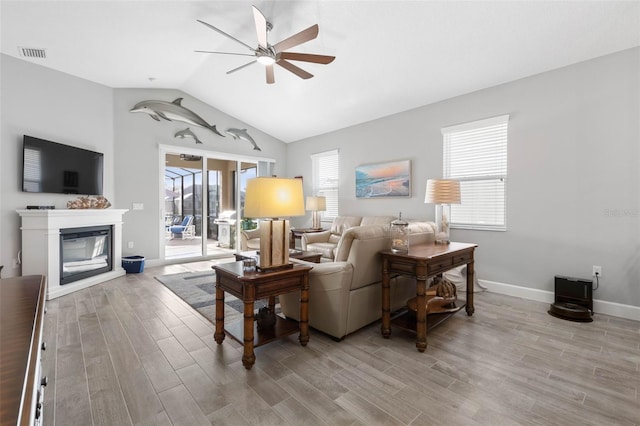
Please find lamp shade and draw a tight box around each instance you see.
[244,177,305,218]
[306,196,326,212]
[424,179,461,204]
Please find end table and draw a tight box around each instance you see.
[212,261,313,369]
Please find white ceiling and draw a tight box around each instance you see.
[2,1,639,143]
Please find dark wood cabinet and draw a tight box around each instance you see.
[0,275,47,425]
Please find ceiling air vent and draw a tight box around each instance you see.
[19,47,47,59]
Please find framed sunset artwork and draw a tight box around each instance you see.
[355,159,411,198]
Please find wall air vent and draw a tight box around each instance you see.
[19,47,47,59]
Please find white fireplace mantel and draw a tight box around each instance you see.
[17,209,128,299]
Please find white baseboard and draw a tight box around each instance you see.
[479,279,640,322]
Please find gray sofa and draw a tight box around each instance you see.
[280,221,436,340]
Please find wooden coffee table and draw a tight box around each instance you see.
[212,261,313,369]
[235,249,322,264]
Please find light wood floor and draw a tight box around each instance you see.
[41,261,640,426]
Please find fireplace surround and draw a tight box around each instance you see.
[18,209,127,299]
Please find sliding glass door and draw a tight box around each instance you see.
[161,147,272,262]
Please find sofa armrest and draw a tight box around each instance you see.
[279,261,354,338]
[242,228,261,240]
[301,230,331,246]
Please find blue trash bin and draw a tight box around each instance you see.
[122,255,145,273]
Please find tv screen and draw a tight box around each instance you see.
[22,135,104,195]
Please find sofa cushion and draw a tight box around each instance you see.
[407,221,436,246]
[360,215,395,226]
[333,225,391,291]
[329,216,362,235]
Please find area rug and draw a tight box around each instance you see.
[154,271,274,325]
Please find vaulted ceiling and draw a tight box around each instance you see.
[2,1,639,142]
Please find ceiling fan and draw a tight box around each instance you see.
[195,5,335,84]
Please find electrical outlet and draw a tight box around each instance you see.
[592,265,602,277]
[128,241,134,249]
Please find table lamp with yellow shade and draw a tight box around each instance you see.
[244,177,305,270]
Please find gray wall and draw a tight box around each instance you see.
[0,54,115,277]
[287,47,640,307]
[0,55,288,277]
[113,89,287,260]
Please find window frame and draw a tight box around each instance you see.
[442,114,509,231]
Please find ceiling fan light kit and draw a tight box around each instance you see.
[196,5,335,84]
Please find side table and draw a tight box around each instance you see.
[381,242,477,352]
[212,261,313,369]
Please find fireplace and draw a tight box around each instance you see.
[18,208,127,299]
[60,225,113,285]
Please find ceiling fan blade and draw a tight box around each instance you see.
[279,52,335,64]
[265,64,275,84]
[227,60,257,74]
[195,50,256,57]
[276,59,313,80]
[272,24,319,53]
[197,19,255,52]
[252,6,268,49]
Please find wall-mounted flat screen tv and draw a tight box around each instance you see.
[22,135,104,195]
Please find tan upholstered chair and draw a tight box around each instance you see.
[240,228,261,250]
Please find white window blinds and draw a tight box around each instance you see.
[311,149,339,219]
[442,115,509,231]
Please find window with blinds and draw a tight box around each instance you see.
[311,149,339,220]
[442,115,509,231]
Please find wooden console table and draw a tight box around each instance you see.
[381,242,477,352]
[212,262,313,369]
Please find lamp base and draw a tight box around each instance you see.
[311,211,322,230]
[258,219,291,270]
[434,204,451,245]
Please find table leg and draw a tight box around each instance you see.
[381,257,391,338]
[466,260,475,316]
[242,299,256,369]
[415,272,427,352]
[299,274,310,346]
[268,296,276,312]
[214,282,225,344]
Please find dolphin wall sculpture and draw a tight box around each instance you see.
[130,98,225,137]
[225,128,262,151]
[174,128,203,144]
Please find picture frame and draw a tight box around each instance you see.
[355,159,411,198]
